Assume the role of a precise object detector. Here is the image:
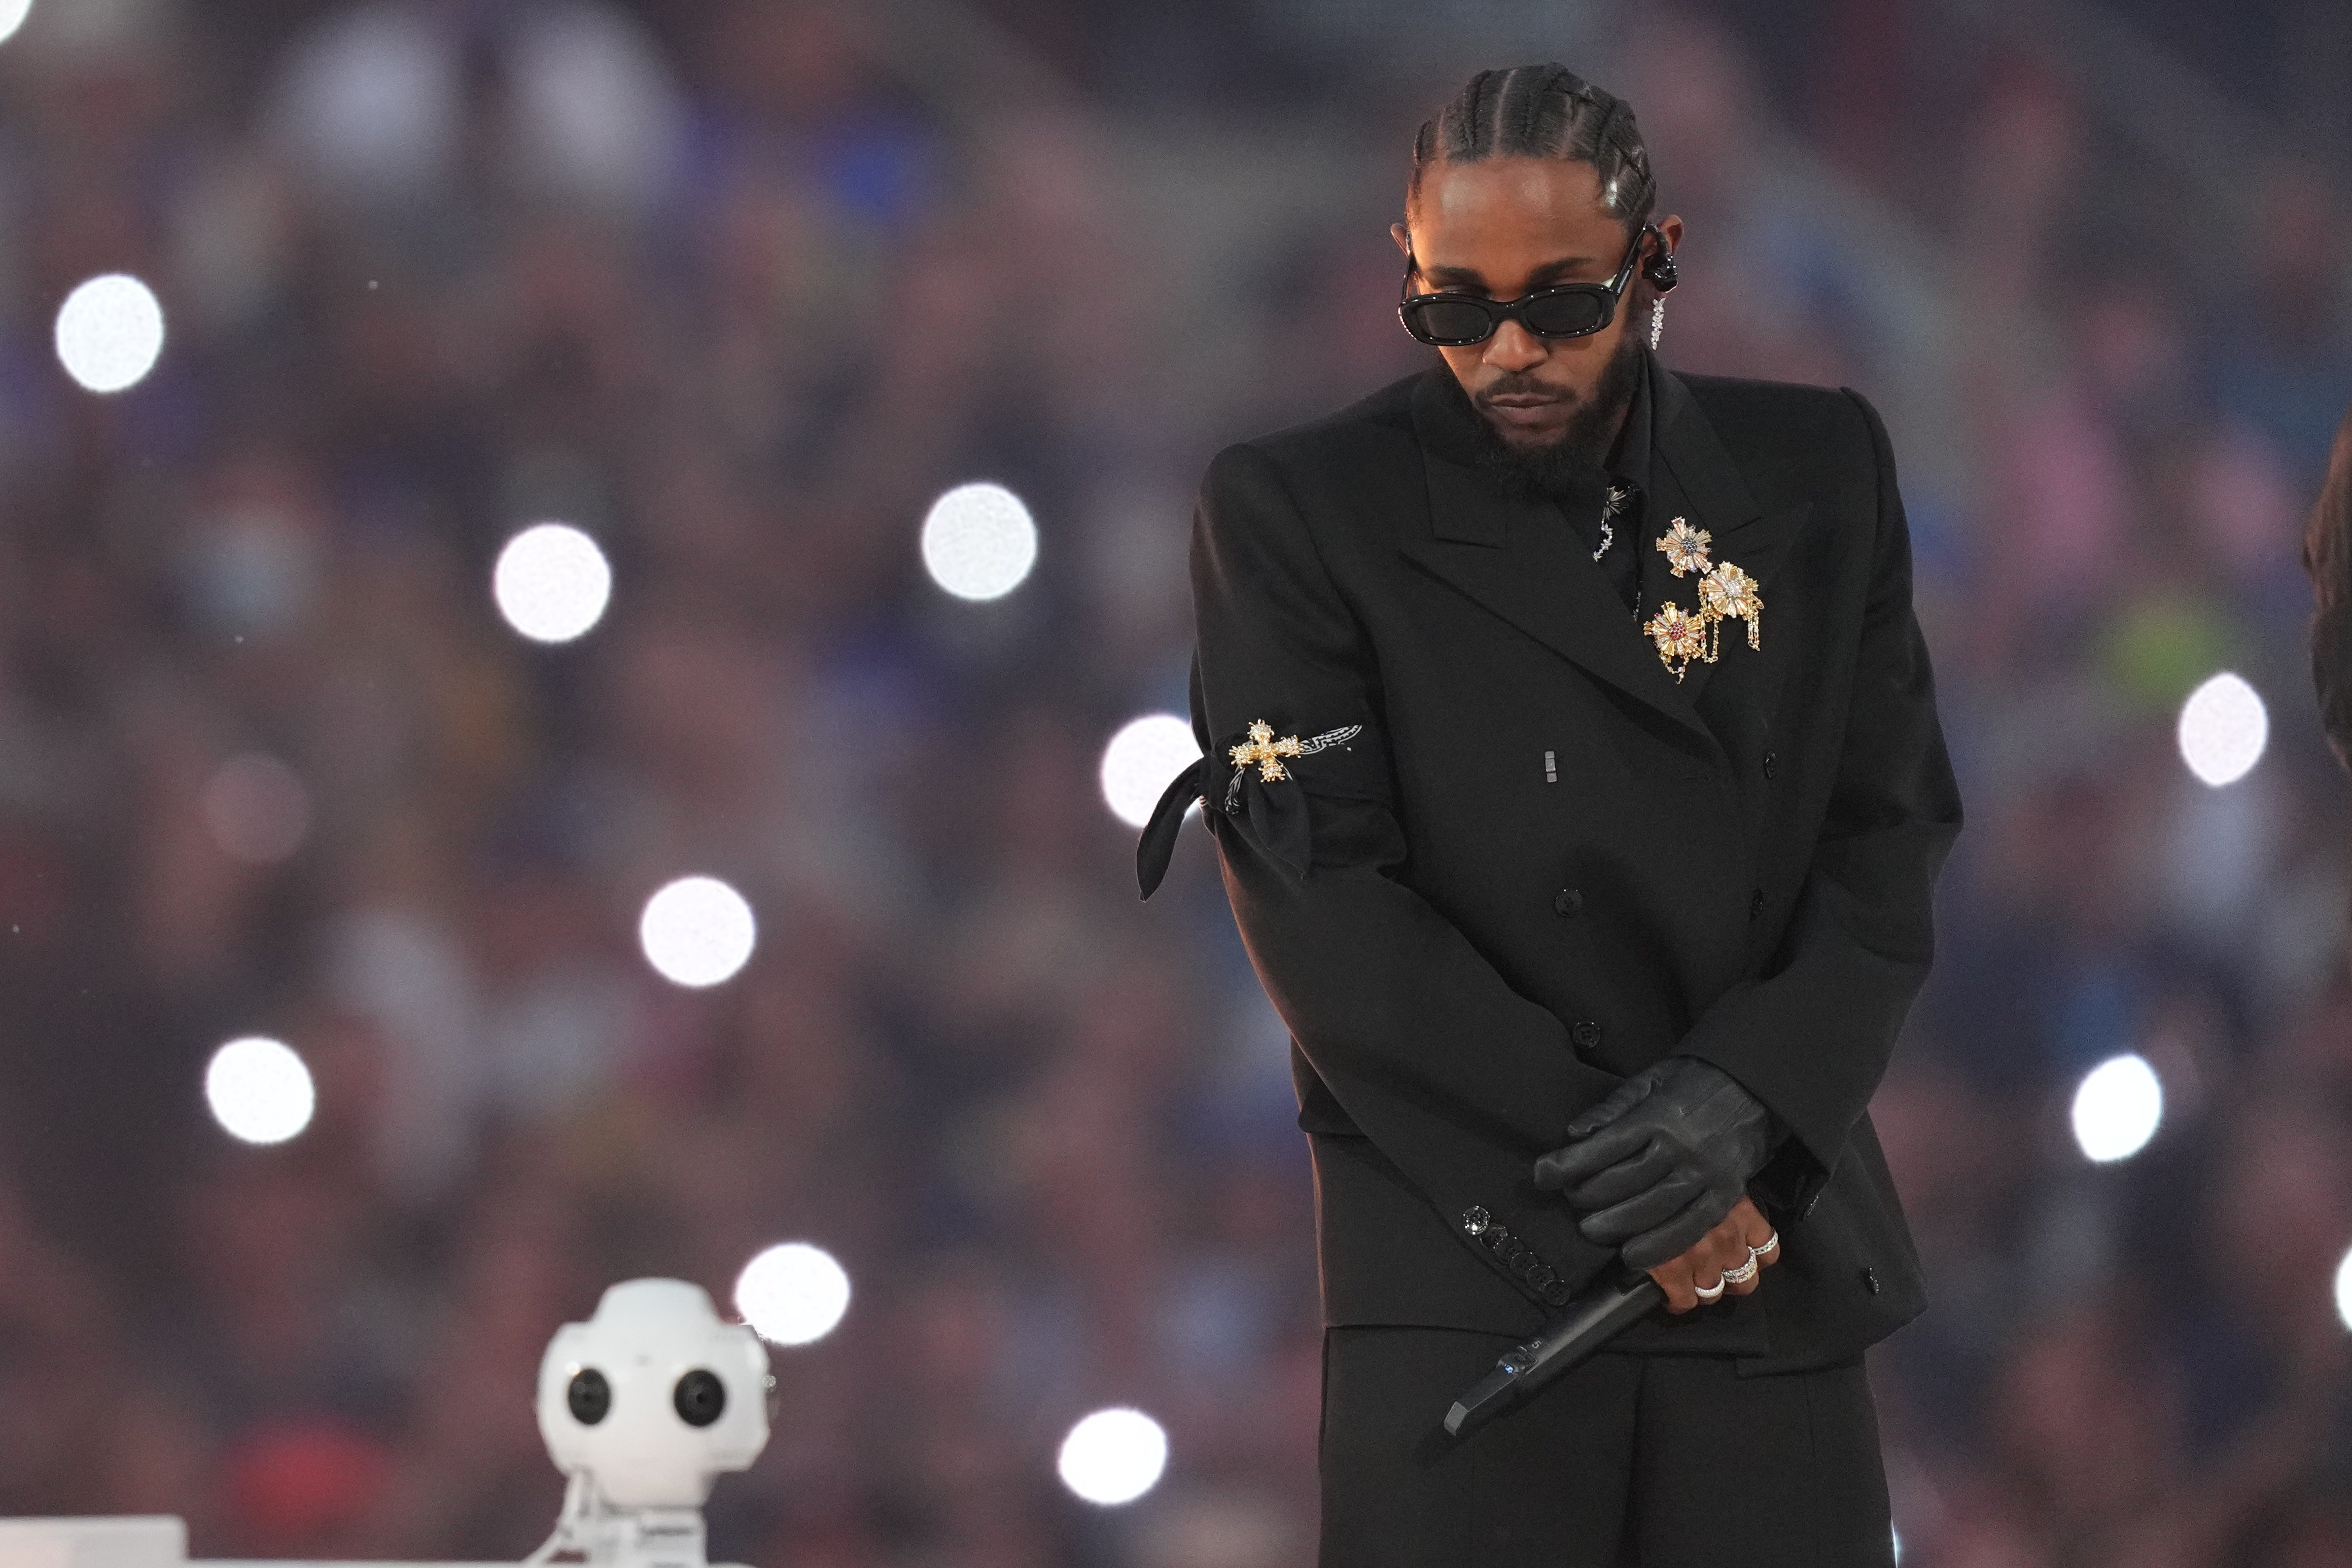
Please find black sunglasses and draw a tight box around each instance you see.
[1398,224,1657,347]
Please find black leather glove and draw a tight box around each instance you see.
[1531,1055,1774,1272]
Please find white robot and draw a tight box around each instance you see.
[530,1279,774,1568]
[1,1277,774,1568]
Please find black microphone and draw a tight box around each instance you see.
[1444,1272,1665,1437]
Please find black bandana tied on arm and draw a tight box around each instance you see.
[1136,721,1379,897]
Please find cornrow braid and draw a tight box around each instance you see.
[1408,63,1658,231]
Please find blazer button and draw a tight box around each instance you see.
[1749,888,1765,921]
[1763,751,1778,779]
[1571,1020,1603,1051]
[1553,887,1585,918]
[1861,1266,1881,1295]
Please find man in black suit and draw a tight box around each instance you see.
[1138,64,1959,1565]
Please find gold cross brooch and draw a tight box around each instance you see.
[1231,720,1304,781]
[1225,719,1366,803]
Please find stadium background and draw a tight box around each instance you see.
[1,0,2349,1562]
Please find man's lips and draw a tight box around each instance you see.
[1479,394,1571,432]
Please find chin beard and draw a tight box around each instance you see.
[1452,330,1643,500]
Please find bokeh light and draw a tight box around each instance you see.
[54,274,166,394]
[2176,671,2267,788]
[2336,1246,2352,1334]
[1056,1407,1169,1506]
[204,1037,317,1146]
[202,754,313,865]
[2070,1052,2163,1164]
[493,522,612,644]
[0,1,33,47]
[1099,714,1201,829]
[920,482,1038,601]
[734,1242,852,1346]
[638,875,756,988]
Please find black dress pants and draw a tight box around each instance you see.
[1318,1326,1894,1567]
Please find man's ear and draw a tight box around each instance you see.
[1390,221,1413,259]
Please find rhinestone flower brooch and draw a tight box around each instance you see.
[1641,519,1763,683]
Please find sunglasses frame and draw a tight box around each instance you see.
[1397,224,1658,347]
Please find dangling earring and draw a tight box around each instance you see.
[1649,297,1665,351]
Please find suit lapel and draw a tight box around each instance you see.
[1400,373,1714,748]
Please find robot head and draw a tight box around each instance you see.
[537,1278,771,1509]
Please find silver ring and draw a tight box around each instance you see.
[1693,1277,1726,1302]
[1721,1256,1760,1286]
[1752,1231,1781,1258]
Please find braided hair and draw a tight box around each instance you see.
[1409,64,1658,232]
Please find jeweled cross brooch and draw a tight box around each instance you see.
[1231,720,1305,782]
[1228,719,1365,784]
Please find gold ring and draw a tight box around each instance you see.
[1721,1256,1760,1286]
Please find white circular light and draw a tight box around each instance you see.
[2335,1246,2352,1333]
[920,482,1038,601]
[0,0,33,48]
[202,753,312,865]
[493,522,612,644]
[1099,714,1201,829]
[54,273,166,394]
[1057,1407,1169,1507]
[734,1242,852,1346]
[2070,1052,2163,1164]
[2177,671,2267,788]
[204,1036,317,1145]
[638,875,756,988]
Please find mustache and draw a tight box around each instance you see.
[1475,375,1579,405]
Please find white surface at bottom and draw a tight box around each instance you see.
[0,1517,746,1568]
[0,1518,185,1568]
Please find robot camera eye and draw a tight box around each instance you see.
[567,1368,612,1426]
[673,1368,727,1428]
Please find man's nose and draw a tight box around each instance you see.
[1481,319,1547,373]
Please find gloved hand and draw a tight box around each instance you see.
[1532,1055,1774,1272]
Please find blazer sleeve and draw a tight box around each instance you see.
[1677,389,1963,1213]
[1189,440,1626,1309]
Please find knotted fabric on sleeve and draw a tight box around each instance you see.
[1135,719,1378,897]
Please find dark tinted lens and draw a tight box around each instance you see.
[1407,297,1498,343]
[1520,290,1609,338]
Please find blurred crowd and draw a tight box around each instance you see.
[0,1,2347,1564]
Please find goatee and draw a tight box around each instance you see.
[1449,332,1644,502]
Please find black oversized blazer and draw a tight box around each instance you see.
[1174,361,1962,1376]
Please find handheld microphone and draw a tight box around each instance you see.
[1443,1272,1665,1437]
